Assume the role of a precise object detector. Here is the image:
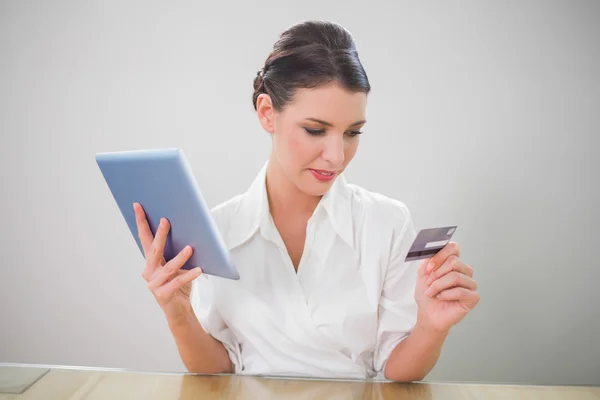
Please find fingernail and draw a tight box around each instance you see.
[427,262,434,272]
[426,276,432,285]
[425,288,432,297]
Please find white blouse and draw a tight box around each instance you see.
[190,162,419,379]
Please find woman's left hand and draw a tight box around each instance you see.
[414,242,480,334]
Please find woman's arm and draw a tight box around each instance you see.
[383,319,448,382]
[385,242,480,382]
[167,307,233,374]
[134,203,234,374]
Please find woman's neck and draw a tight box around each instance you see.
[265,155,321,218]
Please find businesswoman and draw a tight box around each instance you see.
[134,20,479,381]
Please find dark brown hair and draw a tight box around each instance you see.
[252,20,371,111]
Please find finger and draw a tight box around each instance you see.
[154,267,203,303]
[134,203,154,254]
[425,271,477,298]
[148,245,193,291]
[426,255,473,286]
[436,287,480,308]
[426,241,460,274]
[147,218,170,269]
[418,259,430,278]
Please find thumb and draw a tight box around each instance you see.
[416,258,430,289]
[418,258,430,278]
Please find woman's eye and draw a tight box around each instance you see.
[303,127,363,137]
[304,127,325,136]
[347,130,363,137]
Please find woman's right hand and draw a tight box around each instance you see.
[134,202,203,322]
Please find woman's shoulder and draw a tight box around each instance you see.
[344,181,412,227]
[209,193,245,228]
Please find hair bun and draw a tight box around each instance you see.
[251,20,370,111]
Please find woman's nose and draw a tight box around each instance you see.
[321,134,345,166]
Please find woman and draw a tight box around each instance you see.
[134,20,479,381]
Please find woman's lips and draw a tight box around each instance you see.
[309,169,336,182]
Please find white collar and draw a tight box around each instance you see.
[225,161,354,250]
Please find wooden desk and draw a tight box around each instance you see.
[0,364,598,399]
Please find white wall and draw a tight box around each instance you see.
[1,0,598,386]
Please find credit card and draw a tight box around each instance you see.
[405,226,457,262]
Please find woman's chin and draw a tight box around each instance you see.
[298,177,336,197]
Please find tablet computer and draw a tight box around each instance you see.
[95,148,240,280]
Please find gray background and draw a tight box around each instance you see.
[1,0,598,386]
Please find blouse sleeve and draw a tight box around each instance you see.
[190,275,243,373]
[373,206,420,375]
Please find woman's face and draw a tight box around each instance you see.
[257,83,367,197]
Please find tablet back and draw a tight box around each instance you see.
[95,148,239,280]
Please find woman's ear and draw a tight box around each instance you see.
[256,93,275,134]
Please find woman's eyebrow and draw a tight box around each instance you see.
[305,118,366,127]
